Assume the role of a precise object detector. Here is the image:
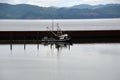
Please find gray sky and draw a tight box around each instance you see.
[0,0,120,7]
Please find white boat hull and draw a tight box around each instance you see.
[41,38,70,42]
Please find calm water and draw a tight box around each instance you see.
[0,19,120,80]
[0,18,120,31]
[0,43,120,80]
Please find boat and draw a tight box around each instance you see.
[41,23,70,42]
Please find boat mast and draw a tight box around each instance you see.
[52,8,55,31]
[52,19,54,31]
[46,26,57,37]
[57,23,62,36]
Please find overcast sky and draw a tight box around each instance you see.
[0,0,120,7]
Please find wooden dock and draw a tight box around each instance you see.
[0,30,120,43]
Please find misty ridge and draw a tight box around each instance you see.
[0,3,120,19]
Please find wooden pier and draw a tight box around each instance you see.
[0,30,120,43]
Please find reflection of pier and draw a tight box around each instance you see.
[9,42,72,58]
[9,42,72,51]
[9,43,39,51]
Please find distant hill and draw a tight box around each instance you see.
[71,4,105,9]
[71,4,120,9]
[0,3,120,19]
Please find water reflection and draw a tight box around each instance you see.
[8,42,72,60]
[42,42,72,50]
[10,42,73,51]
[0,42,120,80]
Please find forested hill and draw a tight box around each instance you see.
[0,3,120,19]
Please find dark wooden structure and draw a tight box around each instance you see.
[0,30,120,43]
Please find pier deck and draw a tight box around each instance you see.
[0,30,120,43]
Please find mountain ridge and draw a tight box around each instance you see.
[0,3,120,19]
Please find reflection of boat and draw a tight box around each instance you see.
[41,42,72,50]
[41,42,72,58]
[41,23,70,42]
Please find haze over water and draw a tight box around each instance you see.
[0,18,120,31]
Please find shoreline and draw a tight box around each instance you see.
[0,18,120,20]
